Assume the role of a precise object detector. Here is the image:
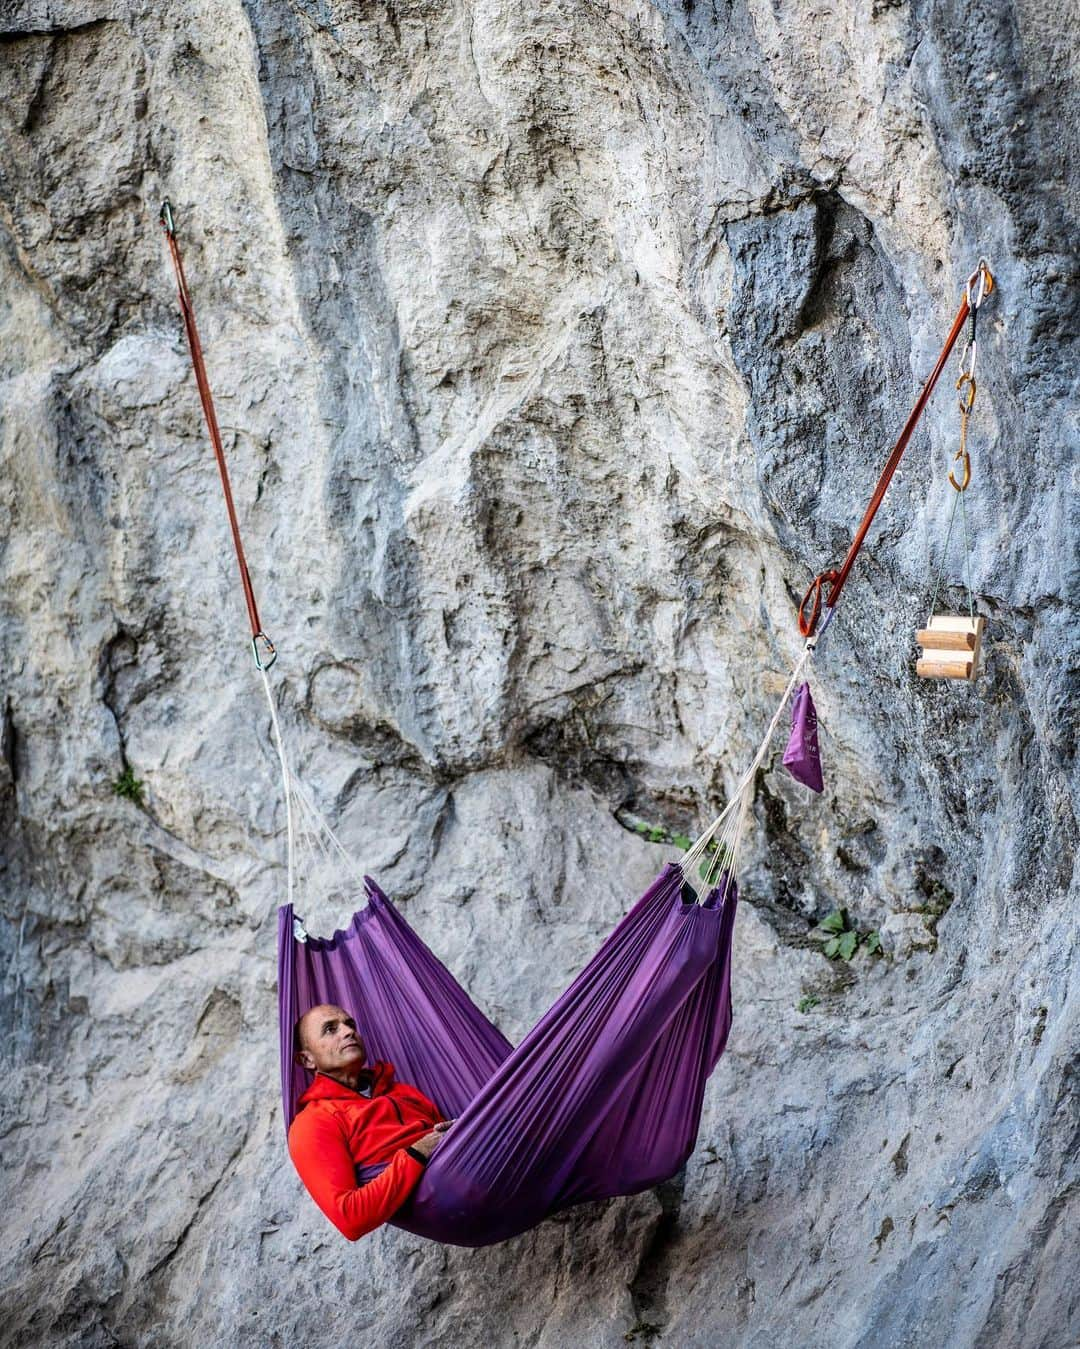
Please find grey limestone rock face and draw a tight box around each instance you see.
[0,1,1077,1346]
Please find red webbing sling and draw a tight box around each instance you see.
[159,200,276,669]
[798,262,994,638]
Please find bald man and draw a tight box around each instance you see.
[288,1004,453,1241]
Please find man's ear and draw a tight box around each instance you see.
[294,1048,316,1072]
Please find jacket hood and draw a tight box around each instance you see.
[297,1060,397,1108]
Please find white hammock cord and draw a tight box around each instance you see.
[259,666,296,911]
[681,640,815,893]
[256,667,371,907]
[293,786,334,891]
[290,775,368,889]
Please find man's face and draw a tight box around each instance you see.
[295,1004,367,1076]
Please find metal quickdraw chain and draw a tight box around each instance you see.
[927,260,994,622]
[948,259,992,493]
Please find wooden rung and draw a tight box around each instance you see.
[925,615,983,634]
[917,658,973,680]
[916,628,977,651]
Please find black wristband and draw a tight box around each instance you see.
[405,1146,429,1166]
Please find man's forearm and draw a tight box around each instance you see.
[290,1125,428,1242]
[332,1148,427,1241]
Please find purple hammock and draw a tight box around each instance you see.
[278,862,737,1247]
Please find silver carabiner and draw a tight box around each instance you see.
[252,632,277,670]
[965,258,993,311]
[957,335,978,388]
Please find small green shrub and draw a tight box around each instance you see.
[112,767,145,806]
[698,839,731,884]
[817,909,881,962]
[913,881,954,935]
[632,819,696,855]
[797,994,821,1013]
[625,1322,662,1345]
[627,819,731,887]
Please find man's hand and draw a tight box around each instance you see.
[410,1121,453,1160]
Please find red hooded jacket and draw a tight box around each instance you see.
[288,1061,443,1241]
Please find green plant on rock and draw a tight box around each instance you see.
[820,908,858,960]
[112,766,145,806]
[818,909,881,962]
[632,820,695,855]
[697,838,731,885]
[634,821,667,844]
[913,880,954,935]
[628,818,731,889]
[797,993,821,1013]
[625,1322,662,1345]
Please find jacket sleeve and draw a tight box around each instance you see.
[289,1111,427,1242]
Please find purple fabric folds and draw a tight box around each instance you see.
[783,681,824,793]
[278,863,737,1247]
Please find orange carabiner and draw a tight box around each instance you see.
[956,371,976,414]
[798,569,839,637]
[948,448,971,492]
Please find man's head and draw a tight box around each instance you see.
[293,1004,367,1076]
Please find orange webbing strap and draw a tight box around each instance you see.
[798,263,993,638]
[159,200,275,669]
